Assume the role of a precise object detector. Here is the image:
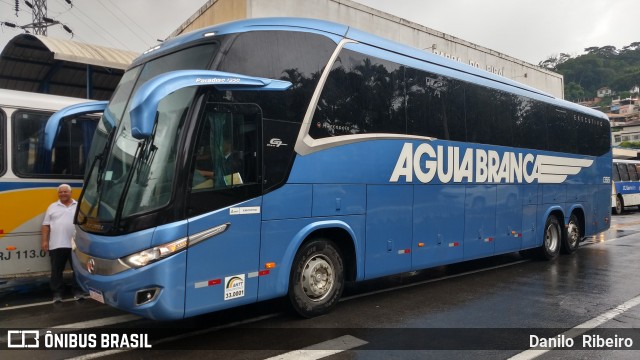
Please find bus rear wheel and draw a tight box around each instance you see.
[538,216,561,260]
[289,238,344,318]
[562,214,581,254]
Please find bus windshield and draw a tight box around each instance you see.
[80,88,196,227]
[77,44,218,232]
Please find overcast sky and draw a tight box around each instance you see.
[0,0,637,64]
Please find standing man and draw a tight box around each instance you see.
[41,184,80,302]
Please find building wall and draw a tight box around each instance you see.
[173,0,248,34]
[171,0,564,98]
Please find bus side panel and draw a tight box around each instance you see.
[542,184,566,205]
[262,184,312,220]
[312,184,366,217]
[494,185,523,254]
[521,205,538,249]
[615,181,640,207]
[184,198,262,318]
[412,185,465,270]
[463,185,497,260]
[595,184,612,234]
[567,183,589,203]
[0,182,81,278]
[585,184,612,236]
[520,184,539,249]
[257,215,366,301]
[364,185,412,279]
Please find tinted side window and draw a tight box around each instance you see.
[0,109,5,177]
[612,164,620,182]
[576,115,595,156]
[628,164,639,181]
[547,107,575,153]
[594,116,611,156]
[310,49,406,138]
[492,90,514,147]
[406,68,466,141]
[513,96,546,151]
[618,163,630,181]
[466,84,516,147]
[219,31,336,124]
[188,101,262,216]
[12,111,97,178]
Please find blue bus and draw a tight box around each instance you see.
[611,159,640,214]
[53,18,611,320]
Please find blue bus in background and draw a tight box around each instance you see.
[51,18,612,320]
[611,159,640,214]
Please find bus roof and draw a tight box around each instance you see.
[0,89,87,112]
[135,17,608,121]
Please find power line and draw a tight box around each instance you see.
[56,0,132,50]
[0,0,31,16]
[95,0,151,49]
[104,0,156,42]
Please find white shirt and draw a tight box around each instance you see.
[42,199,77,250]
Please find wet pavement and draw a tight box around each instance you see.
[2,211,640,359]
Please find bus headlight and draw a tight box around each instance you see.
[121,238,188,268]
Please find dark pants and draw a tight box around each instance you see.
[49,248,79,295]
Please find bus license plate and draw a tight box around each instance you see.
[89,288,105,303]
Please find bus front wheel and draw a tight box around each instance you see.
[538,216,561,260]
[289,238,344,318]
[614,196,624,215]
[562,214,581,254]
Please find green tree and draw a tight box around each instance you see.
[544,41,640,100]
[565,82,585,101]
[619,141,640,149]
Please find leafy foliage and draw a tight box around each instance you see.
[618,141,640,149]
[539,42,640,101]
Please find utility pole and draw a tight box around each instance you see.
[29,0,48,35]
[2,0,73,36]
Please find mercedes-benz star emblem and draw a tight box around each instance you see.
[87,258,95,274]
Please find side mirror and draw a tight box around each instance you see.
[44,101,108,151]
[128,70,292,139]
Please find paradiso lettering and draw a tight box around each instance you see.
[390,143,594,184]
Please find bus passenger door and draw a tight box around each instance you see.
[183,102,263,318]
[365,185,412,279]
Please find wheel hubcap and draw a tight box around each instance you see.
[545,223,559,252]
[301,255,334,301]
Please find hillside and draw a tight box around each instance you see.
[539,42,640,101]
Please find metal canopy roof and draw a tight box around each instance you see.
[0,34,138,100]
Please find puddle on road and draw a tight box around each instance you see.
[583,229,640,245]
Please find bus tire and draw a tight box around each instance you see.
[538,216,561,260]
[614,196,623,215]
[561,214,581,254]
[289,238,344,318]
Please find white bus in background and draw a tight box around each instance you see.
[612,159,640,214]
[0,89,101,279]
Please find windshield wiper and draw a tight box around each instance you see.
[113,140,145,229]
[76,125,117,227]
